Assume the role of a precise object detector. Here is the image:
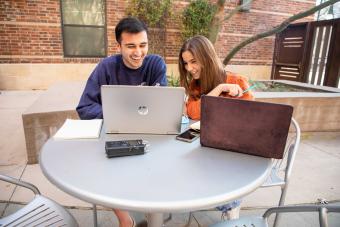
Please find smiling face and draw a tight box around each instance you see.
[118,31,148,69]
[181,51,202,80]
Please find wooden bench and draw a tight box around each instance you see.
[22,82,85,164]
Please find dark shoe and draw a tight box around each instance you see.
[135,219,148,227]
[130,212,148,227]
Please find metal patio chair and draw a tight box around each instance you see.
[260,117,301,226]
[210,204,340,227]
[186,118,301,226]
[0,174,78,227]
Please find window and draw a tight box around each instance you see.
[239,0,252,12]
[60,0,107,57]
[316,0,340,21]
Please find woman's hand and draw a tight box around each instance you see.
[208,83,243,97]
[219,84,243,97]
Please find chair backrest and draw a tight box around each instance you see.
[265,118,301,186]
[210,204,340,227]
[283,118,301,183]
[263,205,340,227]
[0,174,40,195]
[0,174,78,226]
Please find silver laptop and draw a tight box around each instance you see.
[101,85,185,134]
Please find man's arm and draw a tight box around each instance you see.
[76,64,106,119]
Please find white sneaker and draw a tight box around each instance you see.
[226,206,240,220]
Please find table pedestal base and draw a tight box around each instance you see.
[146,213,164,227]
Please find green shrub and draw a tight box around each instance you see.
[181,0,216,41]
[167,72,180,87]
[127,0,172,27]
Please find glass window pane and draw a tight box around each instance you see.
[63,26,106,56]
[317,1,340,20]
[62,0,105,25]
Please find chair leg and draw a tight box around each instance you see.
[278,187,288,207]
[186,212,194,226]
[273,187,287,227]
[319,207,328,227]
[93,204,98,227]
[163,213,172,224]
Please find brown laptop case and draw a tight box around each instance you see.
[200,96,293,159]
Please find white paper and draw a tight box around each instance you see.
[53,119,103,139]
[190,121,200,131]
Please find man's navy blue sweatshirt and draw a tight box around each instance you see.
[76,54,167,119]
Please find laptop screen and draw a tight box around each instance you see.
[200,96,293,159]
[101,85,185,134]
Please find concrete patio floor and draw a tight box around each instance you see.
[0,90,340,226]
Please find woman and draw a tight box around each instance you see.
[178,35,254,219]
[179,35,254,120]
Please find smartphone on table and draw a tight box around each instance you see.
[176,129,200,143]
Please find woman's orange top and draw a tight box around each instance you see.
[186,72,254,120]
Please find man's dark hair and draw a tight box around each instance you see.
[115,17,148,44]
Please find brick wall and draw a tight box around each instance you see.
[0,0,315,65]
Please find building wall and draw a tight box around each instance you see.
[0,0,316,89]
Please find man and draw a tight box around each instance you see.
[76,17,167,227]
[76,17,167,120]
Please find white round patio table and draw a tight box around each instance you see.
[40,129,272,227]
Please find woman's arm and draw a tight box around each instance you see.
[186,98,201,120]
[207,83,243,97]
[186,73,254,119]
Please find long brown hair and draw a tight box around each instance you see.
[178,35,225,99]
